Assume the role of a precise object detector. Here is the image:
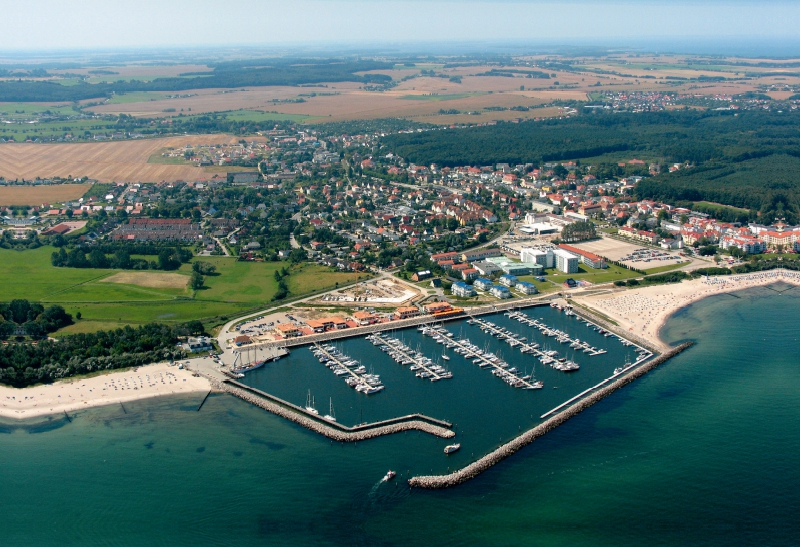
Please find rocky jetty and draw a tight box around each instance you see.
[409,342,693,489]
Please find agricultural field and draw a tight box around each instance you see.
[0,247,363,334]
[0,134,247,182]
[0,183,92,206]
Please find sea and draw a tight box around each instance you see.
[2,284,799,546]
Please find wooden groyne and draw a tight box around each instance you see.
[408,341,694,489]
[217,380,455,442]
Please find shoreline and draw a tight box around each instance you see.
[0,362,212,420]
[572,270,800,351]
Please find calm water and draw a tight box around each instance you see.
[2,287,800,546]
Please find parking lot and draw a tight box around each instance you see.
[572,237,685,269]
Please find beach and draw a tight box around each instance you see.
[0,362,211,420]
[573,270,800,351]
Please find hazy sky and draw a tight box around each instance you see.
[4,0,799,51]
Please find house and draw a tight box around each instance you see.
[451,281,476,298]
[473,277,493,291]
[498,274,518,287]
[461,268,479,281]
[461,248,502,262]
[489,285,512,299]
[515,281,538,295]
[274,323,301,337]
[472,260,502,277]
[352,311,378,326]
[411,270,432,282]
[234,335,252,346]
[183,336,213,353]
[394,306,420,320]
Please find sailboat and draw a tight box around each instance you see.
[305,390,318,415]
[323,398,336,422]
[442,346,450,361]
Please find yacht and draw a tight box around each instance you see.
[444,443,461,454]
[382,470,396,482]
[323,398,336,422]
[305,391,318,415]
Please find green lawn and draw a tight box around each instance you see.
[0,248,362,333]
[543,263,640,285]
[643,261,690,275]
[107,92,168,104]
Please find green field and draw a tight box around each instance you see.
[0,247,362,333]
[643,262,690,275]
[543,263,641,285]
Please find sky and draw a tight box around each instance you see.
[3,0,800,53]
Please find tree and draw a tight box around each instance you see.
[190,271,205,290]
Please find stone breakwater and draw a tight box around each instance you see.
[408,342,694,489]
[215,380,455,442]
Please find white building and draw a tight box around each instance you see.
[520,248,554,269]
[489,285,512,299]
[553,249,579,274]
[451,281,477,297]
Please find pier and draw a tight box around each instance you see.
[408,341,693,489]
[311,343,385,394]
[367,332,451,381]
[469,317,580,373]
[218,380,455,442]
[421,324,543,390]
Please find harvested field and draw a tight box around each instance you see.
[0,184,92,206]
[100,271,189,289]
[0,135,247,183]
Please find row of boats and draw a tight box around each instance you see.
[471,318,581,372]
[503,311,608,356]
[420,324,544,389]
[365,334,453,380]
[309,344,385,395]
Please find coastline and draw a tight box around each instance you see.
[572,270,800,352]
[0,362,211,420]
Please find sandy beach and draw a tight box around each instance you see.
[574,270,800,351]
[0,362,211,420]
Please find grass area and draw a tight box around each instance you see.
[177,109,318,124]
[543,263,641,285]
[0,103,76,119]
[0,248,362,333]
[147,153,188,165]
[643,261,690,275]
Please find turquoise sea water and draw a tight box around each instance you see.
[2,286,800,546]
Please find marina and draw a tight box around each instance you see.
[420,323,544,389]
[310,344,385,395]
[366,333,453,381]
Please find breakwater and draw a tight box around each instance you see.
[217,380,455,442]
[408,341,693,489]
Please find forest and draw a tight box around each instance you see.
[0,299,73,338]
[0,59,393,102]
[382,110,800,167]
[0,323,185,387]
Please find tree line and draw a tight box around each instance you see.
[51,246,192,271]
[0,59,393,102]
[0,300,73,338]
[0,323,186,388]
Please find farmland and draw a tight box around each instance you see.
[0,247,363,333]
[0,134,251,182]
[0,183,92,206]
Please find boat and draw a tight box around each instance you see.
[323,398,336,422]
[305,390,318,415]
[382,470,396,482]
[442,354,450,361]
[444,443,461,454]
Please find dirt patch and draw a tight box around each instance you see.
[0,184,92,206]
[0,135,245,183]
[101,271,189,289]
